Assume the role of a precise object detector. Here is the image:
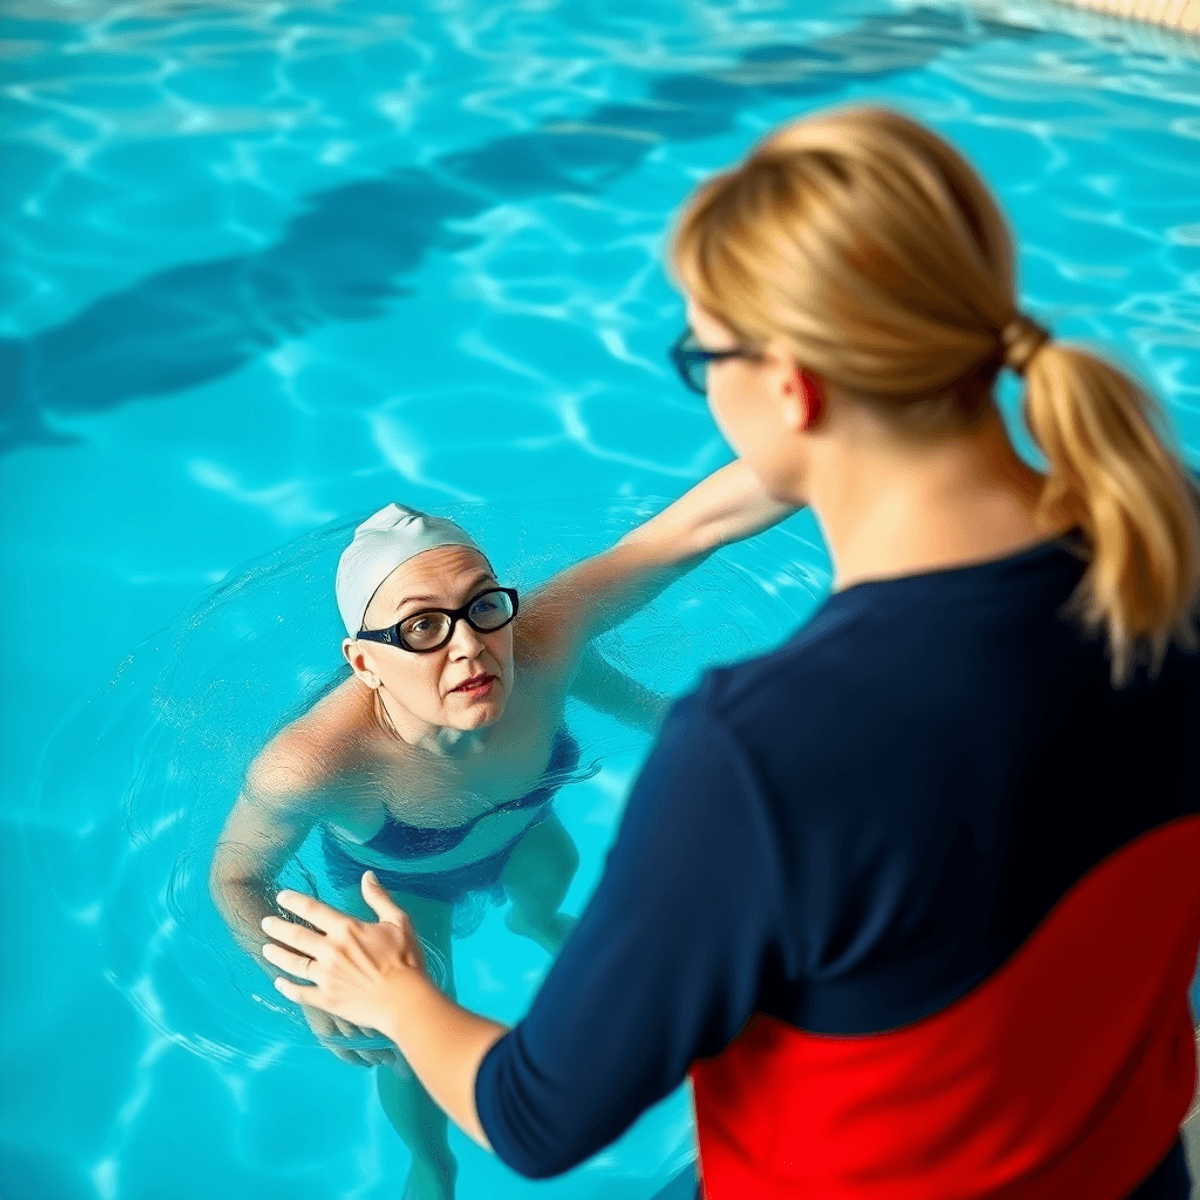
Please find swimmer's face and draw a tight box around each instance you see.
[343,546,514,735]
[686,297,816,505]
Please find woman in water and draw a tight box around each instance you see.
[209,471,793,1200]
[257,105,1200,1198]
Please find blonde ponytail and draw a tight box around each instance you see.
[1021,340,1200,684]
[671,105,1200,685]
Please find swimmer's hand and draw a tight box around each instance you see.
[301,1006,396,1069]
[262,872,428,1037]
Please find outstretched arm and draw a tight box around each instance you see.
[521,459,796,662]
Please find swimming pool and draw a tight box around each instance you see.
[3,2,1199,1197]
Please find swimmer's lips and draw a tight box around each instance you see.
[451,673,496,697]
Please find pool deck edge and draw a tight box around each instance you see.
[1050,0,1199,34]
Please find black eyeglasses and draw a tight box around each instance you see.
[669,328,757,395]
[355,587,519,653]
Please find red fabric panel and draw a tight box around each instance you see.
[692,815,1200,1200]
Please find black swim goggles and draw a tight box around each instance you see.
[355,587,519,653]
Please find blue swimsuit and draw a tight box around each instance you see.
[320,728,581,904]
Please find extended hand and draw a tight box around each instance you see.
[262,871,427,1040]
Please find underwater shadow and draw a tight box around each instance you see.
[0,7,1040,453]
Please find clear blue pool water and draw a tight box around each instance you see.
[3,2,1199,1197]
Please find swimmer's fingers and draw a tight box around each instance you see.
[332,1016,394,1058]
[322,1038,377,1068]
[301,1005,380,1069]
[329,1042,391,1068]
[346,1020,391,1044]
[357,1045,398,1068]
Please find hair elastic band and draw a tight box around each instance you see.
[1000,314,1051,376]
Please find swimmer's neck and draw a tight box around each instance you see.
[374,690,497,758]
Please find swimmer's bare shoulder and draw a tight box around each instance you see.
[512,588,668,734]
[511,578,605,701]
[214,713,340,883]
[509,613,580,735]
[510,610,560,684]
[211,678,384,955]
[247,675,399,813]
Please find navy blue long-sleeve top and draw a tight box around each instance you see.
[474,529,1200,1197]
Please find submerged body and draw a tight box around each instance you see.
[237,611,595,951]
[263,652,578,884]
[318,723,582,906]
[213,599,596,1199]
[210,468,793,1200]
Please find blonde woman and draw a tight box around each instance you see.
[257,106,1200,1199]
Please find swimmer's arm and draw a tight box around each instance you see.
[216,753,401,1070]
[524,459,796,652]
[622,457,799,562]
[209,752,322,973]
[567,643,668,733]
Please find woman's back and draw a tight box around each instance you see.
[684,529,1200,1198]
[474,528,1199,1199]
[658,103,1200,1192]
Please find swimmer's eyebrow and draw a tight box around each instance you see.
[396,571,497,612]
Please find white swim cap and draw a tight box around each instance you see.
[336,504,488,636]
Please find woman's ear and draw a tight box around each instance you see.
[781,362,826,432]
[343,638,380,688]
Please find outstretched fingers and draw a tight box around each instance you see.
[358,875,423,970]
[360,870,407,924]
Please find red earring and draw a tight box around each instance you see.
[796,370,822,427]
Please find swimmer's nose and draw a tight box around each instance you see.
[446,617,487,659]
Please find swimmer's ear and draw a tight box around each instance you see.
[343,638,381,688]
